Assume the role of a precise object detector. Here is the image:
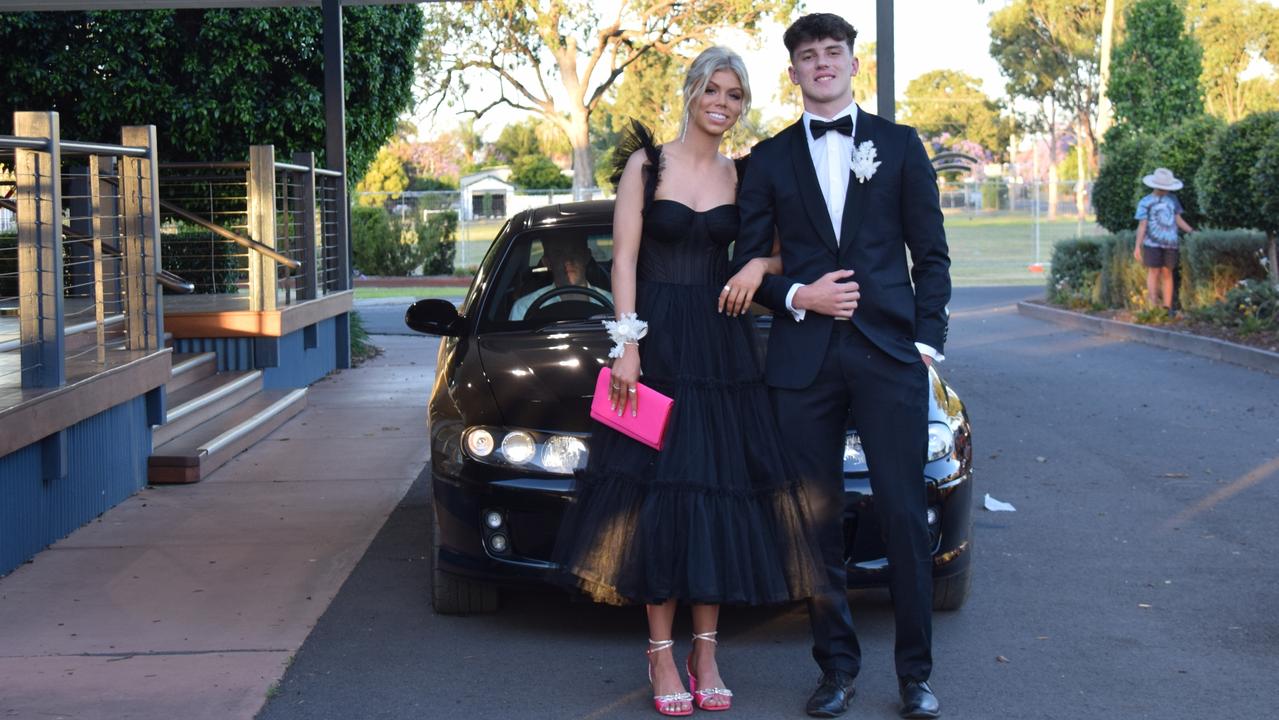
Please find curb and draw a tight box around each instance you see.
[1016,301,1279,377]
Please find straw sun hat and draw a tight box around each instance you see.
[1142,167,1184,191]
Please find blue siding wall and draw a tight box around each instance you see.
[0,394,151,577]
[263,316,337,389]
[172,336,255,371]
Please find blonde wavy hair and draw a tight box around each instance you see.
[679,46,752,140]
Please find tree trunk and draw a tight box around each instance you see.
[568,110,593,198]
[1048,162,1060,221]
[1076,131,1088,222]
[1097,0,1117,139]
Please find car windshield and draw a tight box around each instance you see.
[479,226,615,332]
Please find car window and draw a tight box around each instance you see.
[479,226,614,331]
[459,219,508,319]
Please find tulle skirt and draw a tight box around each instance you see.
[551,281,828,606]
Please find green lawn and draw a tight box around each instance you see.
[354,286,467,300]
[944,213,1105,286]
[444,212,1106,288]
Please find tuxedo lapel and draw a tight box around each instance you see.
[838,108,874,259]
[787,121,839,255]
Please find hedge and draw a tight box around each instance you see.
[1049,229,1268,311]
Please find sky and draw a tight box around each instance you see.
[412,0,1011,140]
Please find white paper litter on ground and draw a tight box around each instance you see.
[983,494,1017,512]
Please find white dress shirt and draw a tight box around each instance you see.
[782,102,942,362]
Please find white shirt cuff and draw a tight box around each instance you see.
[916,342,944,362]
[785,283,807,322]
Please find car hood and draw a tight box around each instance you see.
[477,323,610,432]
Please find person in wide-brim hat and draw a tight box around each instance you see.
[1134,166,1194,312]
[1142,167,1184,191]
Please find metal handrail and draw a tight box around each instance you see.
[0,197,196,294]
[157,196,302,270]
[0,136,147,157]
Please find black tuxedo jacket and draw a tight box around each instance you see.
[734,108,951,389]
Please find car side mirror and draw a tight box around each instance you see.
[405,299,463,336]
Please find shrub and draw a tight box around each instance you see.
[1198,111,1279,231]
[1195,279,1279,334]
[1094,134,1156,233]
[1144,114,1224,229]
[1047,237,1104,308]
[419,210,458,275]
[0,233,15,298]
[1097,232,1146,309]
[1178,230,1269,309]
[1252,129,1279,283]
[511,154,572,189]
[352,205,421,276]
[161,230,243,294]
[981,181,1008,211]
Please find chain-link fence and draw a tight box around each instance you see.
[354,181,1104,286]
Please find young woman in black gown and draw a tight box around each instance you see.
[552,46,826,716]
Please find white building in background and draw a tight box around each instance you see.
[459,167,515,221]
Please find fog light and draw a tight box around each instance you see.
[488,533,509,553]
[483,510,503,530]
[926,507,939,526]
[500,431,536,464]
[465,428,495,458]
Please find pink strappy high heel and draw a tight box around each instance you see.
[647,638,694,716]
[686,631,733,711]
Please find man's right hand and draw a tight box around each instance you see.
[793,269,860,318]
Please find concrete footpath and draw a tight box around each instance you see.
[0,334,436,720]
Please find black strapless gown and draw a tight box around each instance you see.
[551,197,826,606]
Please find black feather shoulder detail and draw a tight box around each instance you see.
[610,120,662,209]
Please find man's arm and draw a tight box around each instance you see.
[733,146,796,312]
[900,128,951,354]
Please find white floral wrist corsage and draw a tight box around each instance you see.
[603,312,648,358]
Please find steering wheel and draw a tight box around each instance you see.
[525,285,614,316]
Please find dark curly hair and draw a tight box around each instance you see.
[783,13,858,57]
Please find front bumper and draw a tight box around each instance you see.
[432,457,973,590]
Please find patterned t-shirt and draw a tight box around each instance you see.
[1134,192,1184,248]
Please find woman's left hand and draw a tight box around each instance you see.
[719,258,767,316]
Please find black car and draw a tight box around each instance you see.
[406,201,974,615]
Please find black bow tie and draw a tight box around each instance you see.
[809,115,853,139]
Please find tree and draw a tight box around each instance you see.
[1108,0,1203,136]
[0,8,421,183]
[355,147,410,207]
[1093,133,1154,232]
[1187,0,1279,122]
[510,154,573,189]
[1199,112,1279,280]
[990,0,1105,175]
[493,120,546,164]
[854,42,878,109]
[900,69,1012,159]
[417,0,795,193]
[1143,114,1223,229]
[1253,131,1279,283]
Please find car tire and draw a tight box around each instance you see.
[431,516,499,615]
[931,563,972,611]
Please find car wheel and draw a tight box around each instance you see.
[931,563,972,611]
[431,514,499,615]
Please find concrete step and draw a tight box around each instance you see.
[148,387,308,485]
[167,351,218,394]
[152,370,263,448]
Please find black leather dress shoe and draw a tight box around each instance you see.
[806,670,856,718]
[899,679,941,719]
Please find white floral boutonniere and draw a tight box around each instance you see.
[851,140,880,183]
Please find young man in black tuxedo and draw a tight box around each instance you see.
[730,13,950,719]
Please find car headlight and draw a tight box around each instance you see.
[927,422,955,462]
[500,431,536,464]
[541,435,587,473]
[844,432,868,472]
[842,422,955,473]
[462,426,589,475]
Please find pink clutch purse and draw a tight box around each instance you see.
[589,367,673,450]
